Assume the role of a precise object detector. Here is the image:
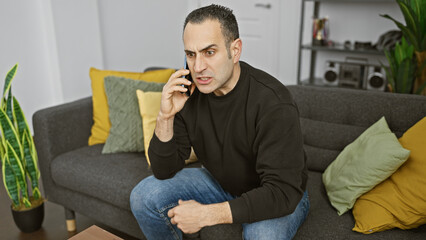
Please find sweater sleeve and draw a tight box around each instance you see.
[148,113,191,180]
[228,103,307,223]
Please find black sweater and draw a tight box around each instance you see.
[149,62,308,224]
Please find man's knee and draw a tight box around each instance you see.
[243,192,310,240]
[243,221,281,240]
[130,176,162,214]
[243,221,297,240]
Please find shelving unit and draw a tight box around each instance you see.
[296,0,394,87]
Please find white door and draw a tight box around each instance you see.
[196,0,280,78]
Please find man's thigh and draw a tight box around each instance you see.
[131,167,235,210]
[242,191,310,240]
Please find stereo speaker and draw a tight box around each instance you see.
[364,66,386,91]
[323,61,339,86]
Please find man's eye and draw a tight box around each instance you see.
[186,52,195,58]
[206,50,215,56]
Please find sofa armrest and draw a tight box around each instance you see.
[32,97,93,196]
[33,96,93,159]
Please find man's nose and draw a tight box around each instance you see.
[193,56,207,73]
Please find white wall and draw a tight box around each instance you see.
[51,0,104,103]
[279,0,302,85]
[0,0,61,133]
[97,0,188,71]
[1,0,402,132]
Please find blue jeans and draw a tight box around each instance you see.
[130,168,309,240]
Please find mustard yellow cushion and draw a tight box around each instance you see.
[136,90,197,166]
[88,68,175,145]
[323,117,409,215]
[353,117,426,234]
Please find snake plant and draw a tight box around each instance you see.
[1,64,42,210]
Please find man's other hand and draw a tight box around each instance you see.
[167,199,233,234]
[168,200,207,234]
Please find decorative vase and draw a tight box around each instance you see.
[415,51,426,95]
[11,202,44,233]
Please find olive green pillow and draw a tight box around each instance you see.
[102,76,165,154]
[322,117,410,215]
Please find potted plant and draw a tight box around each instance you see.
[1,64,44,233]
[381,0,426,94]
[382,36,422,94]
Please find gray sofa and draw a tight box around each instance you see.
[33,84,426,239]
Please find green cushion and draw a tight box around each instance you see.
[102,76,165,154]
[322,116,410,216]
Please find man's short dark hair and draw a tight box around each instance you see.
[184,4,239,48]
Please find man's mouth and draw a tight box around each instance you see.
[196,77,213,85]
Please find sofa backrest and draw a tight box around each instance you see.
[287,85,426,172]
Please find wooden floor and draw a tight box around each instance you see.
[0,174,140,240]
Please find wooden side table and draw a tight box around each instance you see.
[68,225,124,240]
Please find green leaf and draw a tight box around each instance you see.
[0,107,22,160]
[13,96,39,173]
[2,154,20,207]
[0,137,4,157]
[409,0,421,26]
[395,42,404,65]
[407,44,414,58]
[2,64,17,105]
[397,0,418,38]
[5,140,30,208]
[410,0,420,19]
[401,36,407,49]
[6,88,14,129]
[22,130,40,200]
[12,97,41,199]
[381,14,420,51]
[396,61,408,93]
[13,97,31,145]
[396,58,415,93]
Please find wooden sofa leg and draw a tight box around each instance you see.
[65,208,76,232]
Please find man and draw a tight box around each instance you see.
[130,4,309,240]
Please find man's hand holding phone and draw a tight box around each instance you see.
[158,69,194,121]
[155,58,195,142]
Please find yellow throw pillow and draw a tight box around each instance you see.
[136,90,197,166]
[88,68,175,145]
[352,117,426,234]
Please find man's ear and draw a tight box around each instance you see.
[231,38,242,63]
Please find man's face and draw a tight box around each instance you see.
[183,19,240,96]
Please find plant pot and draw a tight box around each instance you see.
[415,51,426,95]
[11,202,44,233]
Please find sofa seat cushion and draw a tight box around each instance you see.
[51,144,152,210]
[294,171,426,239]
[51,144,202,210]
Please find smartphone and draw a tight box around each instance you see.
[182,56,193,97]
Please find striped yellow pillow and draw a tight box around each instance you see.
[136,90,197,166]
